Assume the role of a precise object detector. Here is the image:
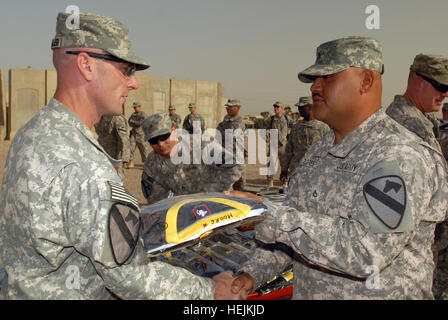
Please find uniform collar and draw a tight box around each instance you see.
[324,107,387,159]
[49,98,121,166]
[224,114,241,121]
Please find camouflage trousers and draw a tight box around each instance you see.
[233,164,246,191]
[433,221,448,300]
[130,133,149,163]
[267,143,286,183]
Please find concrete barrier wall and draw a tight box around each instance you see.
[124,73,153,121]
[151,77,170,114]
[170,79,197,127]
[4,69,223,139]
[45,70,57,105]
[9,69,46,139]
[0,70,5,140]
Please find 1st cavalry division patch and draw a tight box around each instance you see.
[363,175,406,229]
[108,181,141,265]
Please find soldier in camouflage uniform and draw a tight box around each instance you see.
[183,102,205,134]
[438,103,448,160]
[222,36,448,299]
[386,54,448,299]
[127,102,149,168]
[264,101,290,188]
[141,113,243,204]
[0,12,238,300]
[280,96,330,183]
[216,99,247,190]
[168,105,182,128]
[94,109,130,180]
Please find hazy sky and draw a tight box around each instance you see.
[1,0,447,115]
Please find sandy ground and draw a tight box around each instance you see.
[0,139,282,206]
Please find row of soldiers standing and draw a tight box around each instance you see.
[94,102,149,179]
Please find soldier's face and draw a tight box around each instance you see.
[416,76,448,113]
[310,68,359,127]
[190,107,196,114]
[169,109,176,115]
[274,106,283,116]
[226,106,240,117]
[134,105,141,113]
[150,127,177,158]
[96,59,139,116]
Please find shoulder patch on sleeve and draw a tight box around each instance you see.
[361,160,414,233]
[363,175,406,229]
[107,181,140,265]
[141,171,155,200]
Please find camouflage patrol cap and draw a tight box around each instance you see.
[225,99,241,107]
[273,101,284,108]
[132,102,141,108]
[142,113,173,141]
[188,103,196,108]
[168,105,176,110]
[410,54,448,86]
[298,36,384,83]
[295,96,313,107]
[51,12,150,71]
[443,103,448,112]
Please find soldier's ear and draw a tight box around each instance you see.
[360,69,375,94]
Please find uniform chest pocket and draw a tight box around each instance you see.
[309,164,362,219]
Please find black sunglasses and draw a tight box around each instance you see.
[65,51,136,78]
[416,72,448,93]
[149,133,171,145]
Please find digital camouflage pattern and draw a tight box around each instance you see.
[141,138,243,204]
[169,114,182,128]
[438,119,448,160]
[281,119,330,177]
[95,114,130,179]
[264,114,289,183]
[239,108,448,299]
[51,12,149,71]
[295,96,313,107]
[386,95,442,152]
[387,96,448,299]
[128,109,149,162]
[0,99,214,299]
[298,36,384,83]
[410,54,448,85]
[142,112,172,141]
[183,113,206,134]
[216,114,247,190]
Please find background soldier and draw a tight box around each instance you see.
[439,103,448,160]
[264,101,289,188]
[386,54,448,300]
[168,105,182,128]
[280,96,330,184]
[216,98,247,191]
[183,102,205,134]
[128,101,149,168]
[222,36,448,300]
[0,11,237,299]
[141,113,243,204]
[95,108,130,180]
[442,103,448,121]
